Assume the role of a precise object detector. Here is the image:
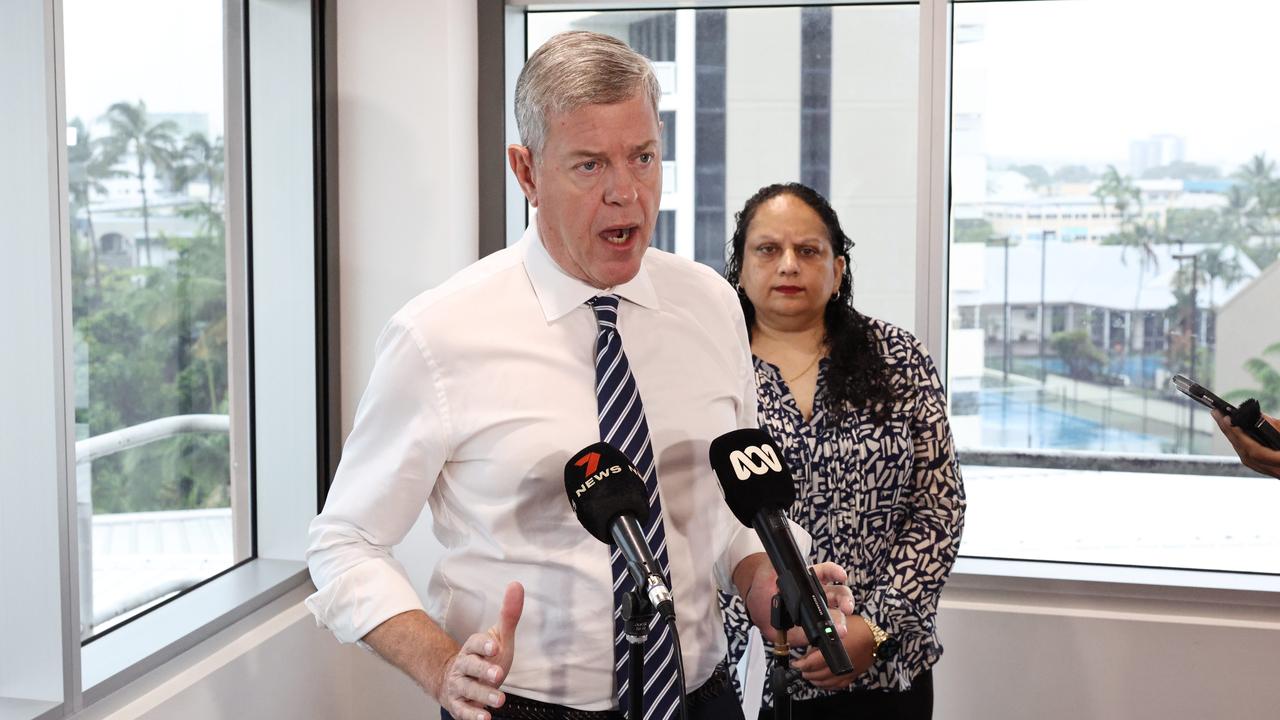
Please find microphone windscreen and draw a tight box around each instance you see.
[564,441,650,544]
[708,428,796,527]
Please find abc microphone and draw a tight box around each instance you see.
[709,428,854,676]
[564,442,675,620]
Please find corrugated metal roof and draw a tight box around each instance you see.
[952,242,1259,311]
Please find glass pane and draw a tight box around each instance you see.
[526,4,919,331]
[64,0,246,639]
[949,0,1280,571]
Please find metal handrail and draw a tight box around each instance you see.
[76,413,230,464]
[74,413,233,636]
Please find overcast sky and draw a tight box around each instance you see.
[62,0,1278,174]
[962,0,1280,172]
[63,0,224,138]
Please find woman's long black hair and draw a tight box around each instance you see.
[725,182,896,421]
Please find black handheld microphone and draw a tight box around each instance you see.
[709,428,854,676]
[565,442,675,620]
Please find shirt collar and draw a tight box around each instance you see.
[520,214,661,323]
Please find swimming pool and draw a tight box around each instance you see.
[975,391,1172,453]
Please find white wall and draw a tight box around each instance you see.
[79,2,1280,719]
[934,578,1280,720]
[337,0,479,434]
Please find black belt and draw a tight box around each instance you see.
[490,661,732,720]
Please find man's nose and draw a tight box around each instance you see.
[603,167,638,206]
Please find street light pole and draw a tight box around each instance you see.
[1040,229,1055,385]
[1002,235,1011,385]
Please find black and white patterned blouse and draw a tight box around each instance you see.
[721,317,966,704]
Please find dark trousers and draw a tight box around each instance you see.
[441,676,744,720]
[758,670,933,720]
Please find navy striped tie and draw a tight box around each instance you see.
[587,295,682,720]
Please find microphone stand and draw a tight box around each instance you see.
[770,594,793,720]
[622,590,655,720]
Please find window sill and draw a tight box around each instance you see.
[0,698,61,720]
[81,558,309,704]
[949,556,1280,614]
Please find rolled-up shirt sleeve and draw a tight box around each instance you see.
[305,315,450,644]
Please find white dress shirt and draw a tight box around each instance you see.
[306,222,790,710]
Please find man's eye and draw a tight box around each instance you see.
[580,161,599,172]
[638,153,654,164]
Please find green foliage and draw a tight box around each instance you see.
[1010,164,1051,191]
[1229,154,1280,270]
[1140,160,1221,180]
[1166,207,1243,247]
[953,217,994,244]
[1053,165,1097,183]
[74,102,229,514]
[1050,330,1106,380]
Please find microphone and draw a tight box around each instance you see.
[565,442,675,620]
[709,428,854,676]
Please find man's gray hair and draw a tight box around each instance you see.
[515,31,661,155]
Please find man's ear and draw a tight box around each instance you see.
[507,144,539,208]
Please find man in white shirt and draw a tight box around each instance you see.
[306,31,854,720]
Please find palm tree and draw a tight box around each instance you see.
[1095,166,1158,374]
[1094,165,1144,232]
[1196,245,1247,310]
[166,132,224,205]
[1232,154,1280,269]
[67,118,124,302]
[101,100,179,267]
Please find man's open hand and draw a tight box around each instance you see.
[437,582,524,720]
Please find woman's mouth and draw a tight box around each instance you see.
[774,285,804,295]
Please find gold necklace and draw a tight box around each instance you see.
[782,352,821,384]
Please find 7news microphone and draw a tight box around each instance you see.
[564,442,676,620]
[708,428,855,676]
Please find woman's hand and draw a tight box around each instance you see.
[790,615,876,690]
[1212,410,1280,479]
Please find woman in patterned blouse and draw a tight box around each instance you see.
[720,183,965,719]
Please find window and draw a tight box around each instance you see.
[2,0,331,716]
[499,0,1280,595]
[949,0,1280,574]
[522,3,920,330]
[64,0,244,641]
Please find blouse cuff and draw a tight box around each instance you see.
[858,585,932,690]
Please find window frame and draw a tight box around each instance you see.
[0,0,339,716]
[488,0,1280,600]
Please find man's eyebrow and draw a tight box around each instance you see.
[566,141,658,159]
